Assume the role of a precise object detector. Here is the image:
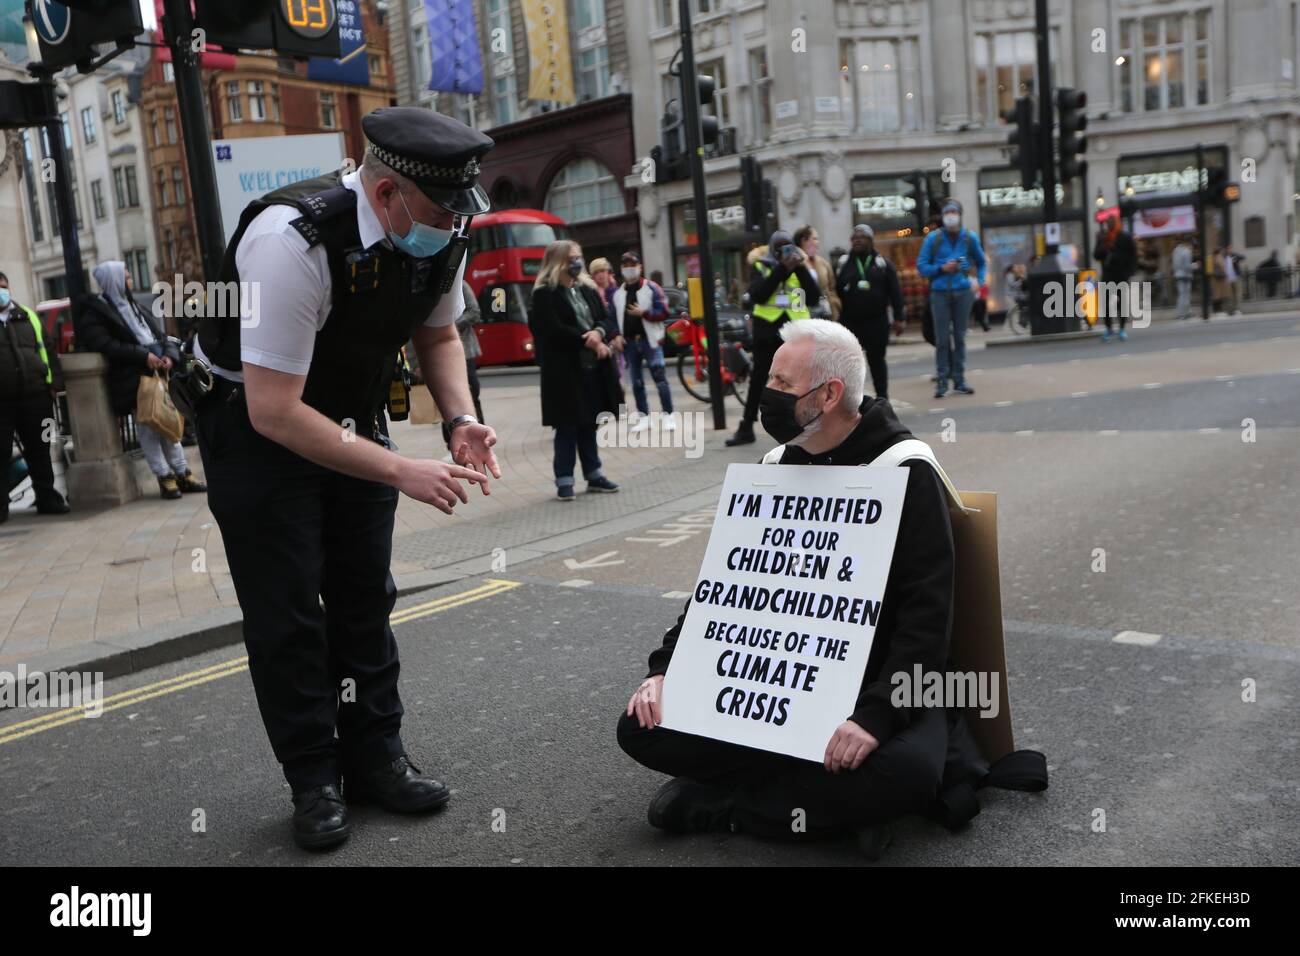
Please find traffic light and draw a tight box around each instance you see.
[25,0,145,71]
[694,73,720,149]
[1056,87,1088,182]
[1204,168,1240,204]
[904,170,927,230]
[1003,96,1038,190]
[0,80,53,129]
[653,102,688,184]
[740,155,775,234]
[195,0,275,50]
[193,0,341,58]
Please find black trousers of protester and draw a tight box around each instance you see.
[0,392,57,500]
[846,319,891,399]
[740,314,790,427]
[196,387,405,792]
[616,707,947,839]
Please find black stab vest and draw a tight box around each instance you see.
[198,172,465,438]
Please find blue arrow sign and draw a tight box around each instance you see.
[31,0,71,46]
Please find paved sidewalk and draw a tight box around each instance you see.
[0,375,757,677]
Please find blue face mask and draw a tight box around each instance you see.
[0,289,9,308]
[384,189,452,259]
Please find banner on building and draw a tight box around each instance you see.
[522,0,574,104]
[423,0,484,94]
[307,0,369,86]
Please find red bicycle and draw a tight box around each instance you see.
[666,317,750,409]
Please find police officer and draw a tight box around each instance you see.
[836,224,905,400]
[726,229,821,446]
[189,108,500,850]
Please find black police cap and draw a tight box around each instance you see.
[362,107,495,216]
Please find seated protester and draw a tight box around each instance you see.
[617,318,954,843]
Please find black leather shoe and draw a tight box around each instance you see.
[725,423,755,447]
[346,756,450,814]
[35,494,70,515]
[291,783,350,851]
[647,778,735,834]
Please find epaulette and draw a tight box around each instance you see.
[286,185,356,248]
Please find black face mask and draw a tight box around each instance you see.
[760,383,826,444]
[568,258,585,277]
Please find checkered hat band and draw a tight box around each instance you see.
[366,142,479,186]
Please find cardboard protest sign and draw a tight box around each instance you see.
[660,463,909,763]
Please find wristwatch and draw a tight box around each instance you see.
[448,414,478,431]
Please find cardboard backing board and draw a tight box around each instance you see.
[949,491,1015,764]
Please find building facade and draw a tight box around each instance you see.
[388,0,640,265]
[624,0,1300,312]
[11,51,158,303]
[138,0,397,288]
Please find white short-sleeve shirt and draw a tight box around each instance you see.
[199,170,465,381]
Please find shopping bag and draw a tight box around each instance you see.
[136,371,185,444]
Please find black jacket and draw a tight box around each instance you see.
[76,293,178,417]
[836,250,905,330]
[645,397,955,746]
[1093,229,1138,283]
[0,302,54,401]
[529,282,623,428]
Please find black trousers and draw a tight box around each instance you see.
[741,314,789,427]
[196,391,405,791]
[0,392,57,500]
[846,318,891,399]
[616,706,947,839]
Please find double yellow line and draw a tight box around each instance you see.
[0,578,520,747]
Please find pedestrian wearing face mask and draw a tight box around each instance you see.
[529,240,623,501]
[609,251,673,432]
[184,108,501,851]
[836,224,904,400]
[917,199,985,398]
[726,229,823,446]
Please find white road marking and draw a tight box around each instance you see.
[563,551,624,570]
[1197,427,1222,434]
[995,400,1014,407]
[560,579,593,588]
[661,591,692,599]
[1071,391,1089,398]
[1215,374,1234,381]
[1113,630,1162,646]
[1142,382,1162,389]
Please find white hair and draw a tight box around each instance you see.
[778,318,866,411]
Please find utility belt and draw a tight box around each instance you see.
[170,340,410,420]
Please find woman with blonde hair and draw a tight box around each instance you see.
[529,239,624,500]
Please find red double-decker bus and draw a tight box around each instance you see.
[465,209,570,367]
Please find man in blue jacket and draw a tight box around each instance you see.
[917,200,985,399]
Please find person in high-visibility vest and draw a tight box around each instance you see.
[0,271,69,523]
[726,229,822,446]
